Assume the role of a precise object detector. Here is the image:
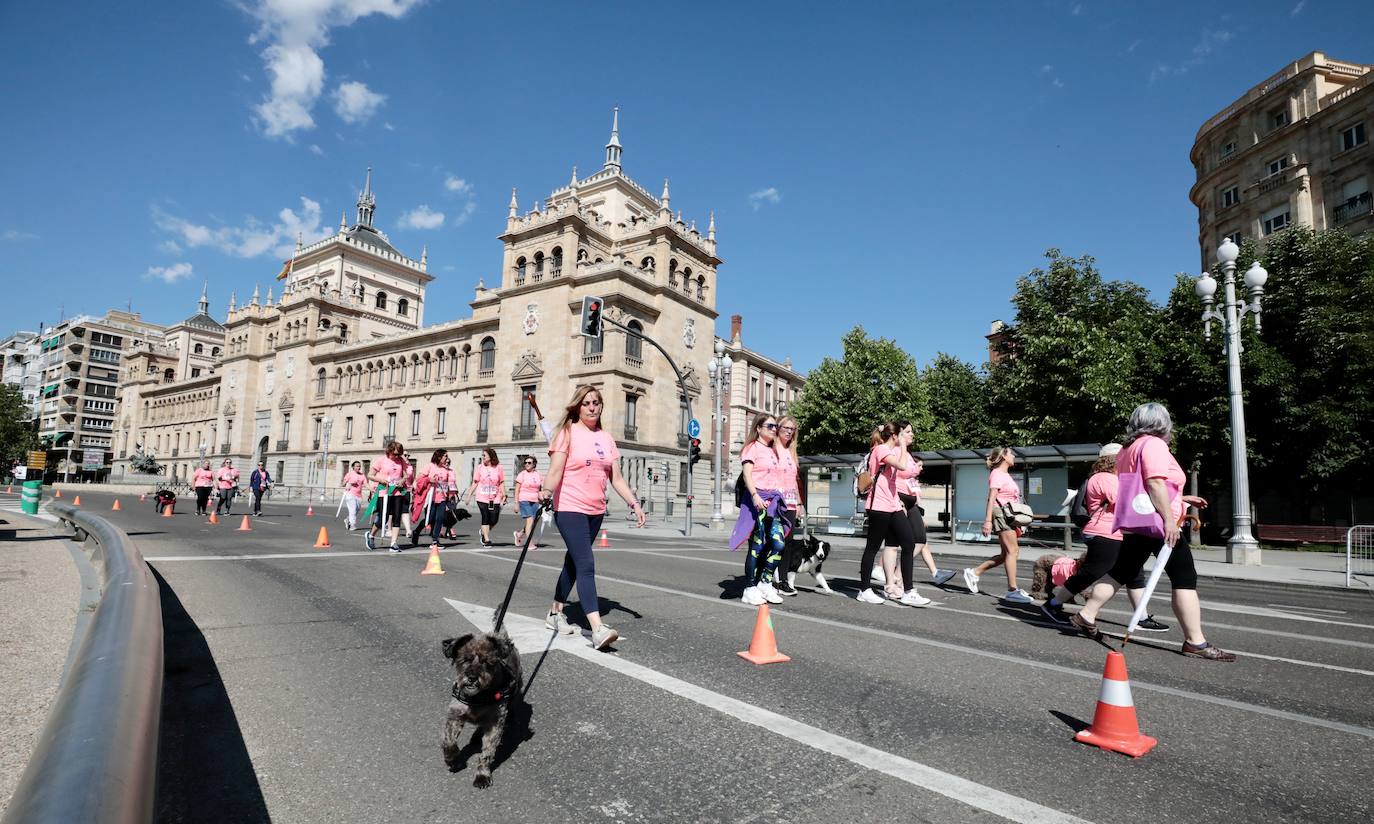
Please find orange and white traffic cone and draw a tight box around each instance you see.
[736,604,790,665]
[597,529,610,548]
[237,515,252,532]
[54,489,62,498]
[162,503,174,518]
[1075,651,1157,757]
[111,500,121,511]
[421,545,445,575]
[72,495,81,506]
[306,504,314,517]
[208,511,219,524]
[313,526,331,548]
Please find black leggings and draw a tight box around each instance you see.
[885,495,927,546]
[862,509,915,590]
[195,486,211,514]
[1064,536,1146,595]
[478,501,501,527]
[372,494,404,528]
[1107,530,1198,590]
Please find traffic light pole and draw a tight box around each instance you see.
[600,315,694,537]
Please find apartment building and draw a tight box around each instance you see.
[1,331,40,410]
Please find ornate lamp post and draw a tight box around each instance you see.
[1194,237,1269,565]
[706,339,733,527]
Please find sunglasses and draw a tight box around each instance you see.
[761,423,778,431]
[778,426,796,433]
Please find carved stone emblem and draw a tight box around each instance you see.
[683,318,697,349]
[522,303,539,335]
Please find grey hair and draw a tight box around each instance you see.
[1125,402,1173,444]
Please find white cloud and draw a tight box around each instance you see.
[309,143,324,156]
[243,0,423,139]
[1072,4,1083,15]
[1149,26,1234,84]
[153,196,325,259]
[145,262,194,283]
[444,175,472,194]
[1126,38,1142,54]
[159,239,183,254]
[1291,1,1306,15]
[450,200,478,227]
[399,204,445,230]
[383,121,395,131]
[748,187,781,210]
[1,229,38,241]
[332,80,385,124]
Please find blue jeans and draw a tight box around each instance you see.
[553,511,605,615]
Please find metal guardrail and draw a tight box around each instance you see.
[2,502,163,824]
[1348,526,1373,588]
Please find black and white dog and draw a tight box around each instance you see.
[784,531,833,595]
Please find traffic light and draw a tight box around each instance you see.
[689,438,701,466]
[646,465,654,481]
[579,295,604,338]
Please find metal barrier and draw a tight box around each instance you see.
[1348,526,1374,588]
[2,502,164,824]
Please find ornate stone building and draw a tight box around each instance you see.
[115,113,803,514]
[1190,51,1373,268]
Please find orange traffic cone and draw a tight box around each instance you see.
[306,504,314,517]
[72,495,82,506]
[313,526,331,548]
[208,511,219,524]
[237,515,252,532]
[421,545,445,575]
[162,503,174,517]
[597,529,610,548]
[1075,651,1157,757]
[54,489,62,498]
[111,500,121,511]
[736,604,791,665]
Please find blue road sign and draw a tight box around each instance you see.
[687,419,701,439]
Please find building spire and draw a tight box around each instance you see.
[570,166,578,188]
[604,106,622,171]
[508,187,518,218]
[228,290,237,314]
[250,284,260,306]
[661,178,670,209]
[708,210,716,241]
[357,166,376,228]
[198,281,209,316]
[266,286,274,306]
[339,210,347,232]
[420,245,428,267]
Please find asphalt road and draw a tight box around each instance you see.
[50,492,1374,823]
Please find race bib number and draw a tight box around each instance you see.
[906,478,920,495]
[784,491,799,506]
[480,483,499,496]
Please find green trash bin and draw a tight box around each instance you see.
[20,480,42,515]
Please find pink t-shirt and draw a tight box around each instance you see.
[989,468,1020,504]
[740,441,783,493]
[1051,556,1079,588]
[1117,435,1185,524]
[370,455,407,488]
[866,445,905,514]
[776,448,801,510]
[192,468,214,488]
[550,423,620,515]
[342,470,367,498]
[1081,471,1124,540]
[515,470,543,503]
[215,467,239,490]
[893,451,922,498]
[425,464,455,501]
[472,465,505,503]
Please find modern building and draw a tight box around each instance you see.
[1189,51,1373,268]
[1,331,41,410]
[35,310,165,481]
[115,113,803,515]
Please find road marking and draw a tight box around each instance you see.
[444,598,1093,824]
[462,552,1374,740]
[1267,604,1348,615]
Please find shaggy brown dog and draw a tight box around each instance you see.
[441,630,522,788]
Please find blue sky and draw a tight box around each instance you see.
[1,0,1370,372]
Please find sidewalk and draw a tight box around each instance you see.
[0,509,82,815]
[620,519,1371,592]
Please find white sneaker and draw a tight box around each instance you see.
[931,569,956,587]
[855,588,885,605]
[758,582,784,604]
[1002,588,1033,604]
[962,568,980,594]
[741,586,767,606]
[591,624,619,650]
[900,590,933,607]
[545,610,576,636]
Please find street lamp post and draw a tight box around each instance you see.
[1195,237,1268,565]
[319,416,333,502]
[706,340,732,528]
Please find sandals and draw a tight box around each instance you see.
[1182,642,1237,662]
[1070,613,1103,641]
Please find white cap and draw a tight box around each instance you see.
[1099,443,1122,458]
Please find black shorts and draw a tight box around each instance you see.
[372,494,405,528]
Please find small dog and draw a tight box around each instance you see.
[1030,552,1086,601]
[785,531,833,594]
[441,630,523,788]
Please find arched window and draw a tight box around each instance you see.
[461,344,470,378]
[682,267,693,292]
[211,346,221,357]
[668,259,678,285]
[551,247,563,275]
[515,257,526,282]
[193,343,203,354]
[479,337,495,371]
[626,320,643,360]
[640,256,655,272]
[319,318,331,331]
[696,275,706,300]
[397,298,409,317]
[375,291,388,310]
[163,368,174,383]
[338,324,349,342]
[577,248,588,262]
[316,368,326,396]
[534,251,545,277]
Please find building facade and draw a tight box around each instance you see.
[1190,51,1373,268]
[115,114,803,515]
[1,331,40,410]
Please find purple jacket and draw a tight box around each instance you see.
[729,488,790,550]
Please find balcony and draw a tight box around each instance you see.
[478,368,494,379]
[582,353,603,366]
[1335,192,1373,224]
[275,439,289,451]
[623,425,638,442]
[1255,172,1289,194]
[220,443,231,454]
[512,424,538,441]
[475,429,488,443]
[62,372,81,384]
[624,355,643,369]
[58,403,76,418]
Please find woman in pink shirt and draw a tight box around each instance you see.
[1075,403,1233,661]
[214,459,240,516]
[857,422,925,606]
[340,461,367,531]
[417,449,456,551]
[881,427,954,601]
[192,460,215,516]
[366,440,410,552]
[964,447,1031,603]
[514,456,544,547]
[539,385,645,651]
[736,413,789,605]
[464,448,507,548]
[771,416,805,596]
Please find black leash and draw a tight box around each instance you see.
[492,501,551,634]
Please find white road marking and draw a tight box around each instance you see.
[1268,604,1349,615]
[462,552,1374,740]
[444,598,1094,824]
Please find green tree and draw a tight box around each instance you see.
[921,353,998,448]
[988,249,1162,444]
[0,384,38,468]
[790,326,940,454]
